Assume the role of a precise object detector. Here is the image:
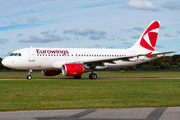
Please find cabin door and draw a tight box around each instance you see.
[29,49,35,62]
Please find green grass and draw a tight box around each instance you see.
[0,78,180,111]
[0,72,180,79]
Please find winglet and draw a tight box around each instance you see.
[147,52,152,58]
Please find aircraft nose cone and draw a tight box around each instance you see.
[2,58,9,67]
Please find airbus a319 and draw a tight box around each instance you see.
[2,21,174,79]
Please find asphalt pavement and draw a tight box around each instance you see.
[0,107,180,120]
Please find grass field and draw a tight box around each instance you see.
[0,71,180,79]
[0,72,180,111]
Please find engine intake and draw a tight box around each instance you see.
[62,64,84,76]
[42,70,61,76]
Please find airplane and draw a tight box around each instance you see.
[2,21,175,80]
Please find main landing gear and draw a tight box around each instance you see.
[27,69,32,80]
[74,75,81,79]
[89,73,97,79]
[73,73,97,79]
[74,73,97,79]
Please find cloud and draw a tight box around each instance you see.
[121,39,126,41]
[132,27,144,31]
[132,35,140,39]
[109,38,115,41]
[160,26,165,30]
[95,45,100,47]
[161,1,180,10]
[133,27,144,31]
[63,28,107,40]
[121,26,144,33]
[11,21,17,25]
[177,31,180,35]
[123,42,131,45]
[119,0,158,11]
[20,31,70,43]
[27,17,39,23]
[0,38,8,44]
[163,33,173,37]
[16,33,23,37]
[89,35,106,40]
[156,45,165,48]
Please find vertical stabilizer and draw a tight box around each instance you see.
[130,21,160,56]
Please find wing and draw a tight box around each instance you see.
[52,51,175,69]
[151,51,175,57]
[66,54,145,68]
[67,51,176,66]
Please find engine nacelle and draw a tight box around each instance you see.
[42,70,61,76]
[62,64,84,76]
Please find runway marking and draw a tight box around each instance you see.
[145,107,167,120]
[35,107,167,120]
[69,109,96,118]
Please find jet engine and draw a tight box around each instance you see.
[42,70,61,76]
[62,64,84,76]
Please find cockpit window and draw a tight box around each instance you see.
[10,53,22,56]
[18,53,21,56]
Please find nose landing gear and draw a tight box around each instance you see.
[27,69,32,80]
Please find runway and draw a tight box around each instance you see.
[0,107,180,120]
[0,77,180,80]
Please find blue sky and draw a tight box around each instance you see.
[0,0,180,58]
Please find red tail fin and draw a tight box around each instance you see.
[140,21,160,51]
[130,21,160,53]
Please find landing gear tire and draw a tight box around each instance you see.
[27,75,32,80]
[74,75,81,79]
[89,73,97,79]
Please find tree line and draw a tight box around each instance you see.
[1,55,180,71]
[123,54,180,71]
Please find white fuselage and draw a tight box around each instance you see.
[2,47,161,71]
